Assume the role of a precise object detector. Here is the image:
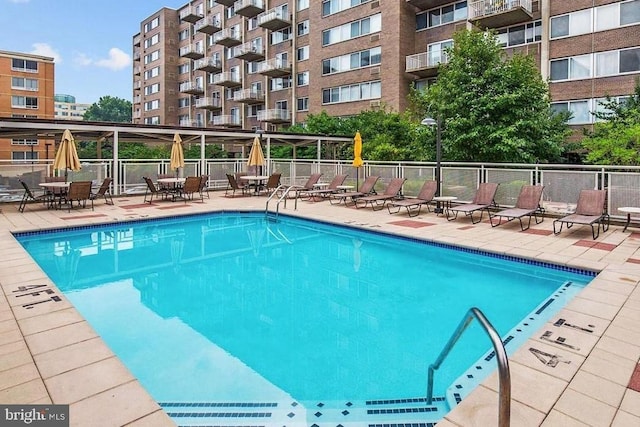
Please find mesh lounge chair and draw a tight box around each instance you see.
[446,183,499,224]
[261,172,282,196]
[489,185,545,231]
[90,177,114,205]
[181,176,204,203]
[143,176,170,203]
[330,175,379,206]
[298,174,348,201]
[354,177,406,211]
[18,180,49,212]
[225,173,250,197]
[387,180,437,217]
[199,174,210,199]
[64,181,93,212]
[291,173,323,197]
[553,189,610,239]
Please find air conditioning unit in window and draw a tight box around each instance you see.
[370,66,380,75]
[370,34,380,42]
[371,1,380,8]
[370,100,381,108]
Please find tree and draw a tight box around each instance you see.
[408,30,569,163]
[581,81,640,165]
[83,96,132,123]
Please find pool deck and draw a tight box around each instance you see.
[1,191,640,427]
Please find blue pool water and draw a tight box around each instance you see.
[17,213,593,424]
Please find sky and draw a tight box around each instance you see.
[1,0,187,104]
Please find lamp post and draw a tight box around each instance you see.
[421,116,442,213]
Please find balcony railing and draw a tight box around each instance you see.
[213,28,242,47]
[405,50,449,77]
[211,115,241,127]
[195,16,222,34]
[234,0,264,18]
[213,72,242,87]
[179,81,204,95]
[469,0,533,28]
[133,34,141,46]
[257,58,291,77]
[195,97,222,110]
[194,57,222,73]
[179,45,205,60]
[258,109,290,124]
[233,42,265,61]
[406,0,451,10]
[233,89,265,104]
[179,6,203,23]
[257,7,291,31]
[179,119,204,127]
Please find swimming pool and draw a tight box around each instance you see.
[16,212,594,425]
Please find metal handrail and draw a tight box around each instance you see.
[426,307,510,427]
[265,184,294,219]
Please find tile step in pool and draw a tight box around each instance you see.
[160,397,449,426]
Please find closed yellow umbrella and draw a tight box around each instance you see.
[352,131,363,188]
[247,136,266,175]
[170,133,184,176]
[53,129,81,182]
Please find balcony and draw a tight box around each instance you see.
[133,111,141,119]
[179,81,204,95]
[468,0,533,29]
[405,51,449,77]
[133,51,141,61]
[195,16,222,34]
[215,0,235,6]
[195,97,222,110]
[133,66,141,76]
[133,34,141,47]
[233,42,265,61]
[405,0,451,9]
[258,109,290,124]
[194,57,222,73]
[213,28,242,47]
[234,0,264,18]
[179,6,203,23]
[179,45,205,60]
[257,58,291,77]
[133,95,141,104]
[179,119,205,127]
[133,81,141,90]
[257,7,291,31]
[234,89,264,104]
[211,115,241,127]
[213,72,242,87]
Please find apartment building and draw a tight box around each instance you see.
[0,50,55,161]
[131,0,640,132]
[54,94,90,121]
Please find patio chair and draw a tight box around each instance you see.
[180,176,203,203]
[354,177,407,211]
[18,180,50,213]
[291,173,323,198]
[489,185,545,231]
[143,176,170,203]
[199,174,210,199]
[225,173,249,197]
[90,177,113,205]
[329,175,380,206]
[64,181,93,212]
[553,189,610,239]
[446,182,499,224]
[387,179,437,217]
[297,174,348,201]
[261,172,282,196]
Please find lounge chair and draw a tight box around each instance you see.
[90,177,114,205]
[64,181,93,212]
[298,174,348,201]
[18,180,50,212]
[553,189,610,239]
[387,180,437,217]
[291,173,323,197]
[143,176,170,203]
[225,173,250,197]
[180,176,203,203]
[329,175,379,206]
[261,172,282,196]
[354,177,406,211]
[199,174,210,199]
[489,185,545,231]
[446,182,499,224]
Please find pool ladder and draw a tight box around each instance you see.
[427,307,511,427]
[265,185,296,221]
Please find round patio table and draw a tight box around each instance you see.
[618,206,640,232]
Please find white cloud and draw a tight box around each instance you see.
[30,43,62,63]
[73,48,130,71]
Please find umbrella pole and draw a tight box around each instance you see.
[356,168,359,190]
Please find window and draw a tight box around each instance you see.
[227,4,236,18]
[11,139,38,146]
[551,100,591,124]
[297,97,309,111]
[496,21,541,47]
[550,9,591,39]
[549,54,591,81]
[12,96,38,109]
[297,71,309,86]
[179,29,189,41]
[297,46,309,61]
[178,98,190,108]
[322,14,381,46]
[322,0,371,17]
[271,27,292,45]
[11,58,38,72]
[596,47,640,76]
[297,0,309,11]
[144,100,160,111]
[144,83,160,95]
[596,0,640,31]
[247,61,259,74]
[144,34,160,48]
[417,1,466,30]
[297,20,309,36]
[144,67,160,79]
[270,77,292,91]
[247,104,264,117]
[426,40,452,67]
[144,116,160,125]
[144,50,160,64]
[11,77,38,91]
[144,17,160,33]
[322,47,381,75]
[322,80,381,104]
[178,63,190,74]
[247,17,258,31]
[12,151,39,161]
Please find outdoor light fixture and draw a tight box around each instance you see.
[421,116,442,213]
